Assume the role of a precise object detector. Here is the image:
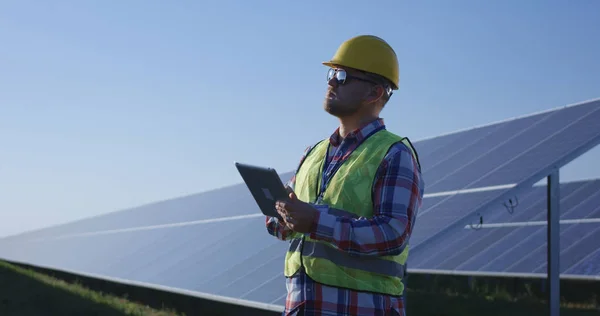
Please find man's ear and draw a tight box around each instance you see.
[365,86,384,104]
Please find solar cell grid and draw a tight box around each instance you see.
[409,187,512,247]
[410,179,600,276]
[420,112,554,192]
[566,248,600,275]
[427,100,600,193]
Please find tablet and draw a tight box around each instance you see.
[235,162,288,221]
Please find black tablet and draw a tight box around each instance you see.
[235,162,288,221]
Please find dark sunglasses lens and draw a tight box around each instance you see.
[327,68,346,83]
[336,70,346,82]
[327,68,335,81]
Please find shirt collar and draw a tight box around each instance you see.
[329,118,385,146]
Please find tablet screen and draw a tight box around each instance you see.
[235,162,287,221]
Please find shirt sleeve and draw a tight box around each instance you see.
[265,144,316,241]
[307,142,424,257]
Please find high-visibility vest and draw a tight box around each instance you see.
[284,129,419,296]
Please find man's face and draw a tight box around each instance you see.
[323,67,381,118]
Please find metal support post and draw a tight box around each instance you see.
[547,169,560,316]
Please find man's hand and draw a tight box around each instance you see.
[276,191,319,234]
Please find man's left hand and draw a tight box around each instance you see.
[276,192,319,233]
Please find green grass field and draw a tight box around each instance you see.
[0,261,181,316]
[1,260,598,316]
[404,289,599,316]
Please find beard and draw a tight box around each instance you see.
[323,98,361,117]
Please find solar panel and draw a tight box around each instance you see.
[0,181,295,241]
[421,99,600,193]
[1,98,600,310]
[409,179,600,279]
[412,99,600,253]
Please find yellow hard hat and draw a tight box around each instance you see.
[322,35,400,90]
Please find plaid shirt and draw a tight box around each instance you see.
[266,118,424,316]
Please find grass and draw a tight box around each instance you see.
[405,273,600,316]
[0,261,182,316]
[404,273,600,315]
[405,289,599,316]
[1,260,599,316]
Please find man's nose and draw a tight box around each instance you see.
[328,76,339,88]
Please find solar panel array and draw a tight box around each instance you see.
[410,179,600,279]
[1,99,599,308]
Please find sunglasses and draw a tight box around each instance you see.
[327,68,393,96]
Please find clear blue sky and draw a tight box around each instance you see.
[1,0,599,238]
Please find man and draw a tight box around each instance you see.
[266,35,424,316]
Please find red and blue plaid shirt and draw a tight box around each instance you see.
[266,118,424,316]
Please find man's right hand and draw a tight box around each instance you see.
[285,185,295,195]
[265,184,296,241]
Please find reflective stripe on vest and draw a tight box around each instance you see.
[288,238,405,278]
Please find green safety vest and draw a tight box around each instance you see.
[284,128,420,296]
